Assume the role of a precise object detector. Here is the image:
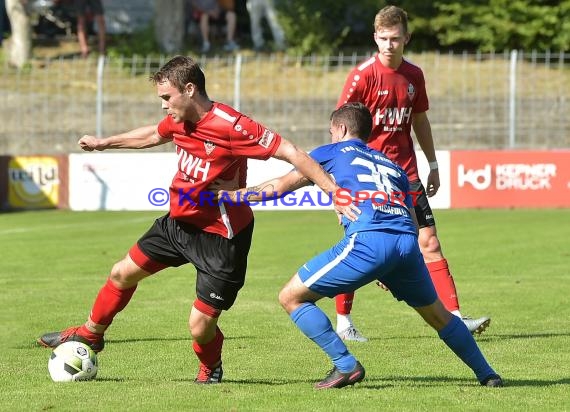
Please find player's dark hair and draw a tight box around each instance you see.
[331,102,373,142]
[151,55,208,96]
[374,5,408,34]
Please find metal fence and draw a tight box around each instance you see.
[0,50,568,155]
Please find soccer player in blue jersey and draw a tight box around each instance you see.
[220,102,503,389]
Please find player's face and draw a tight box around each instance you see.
[373,24,409,66]
[156,80,193,123]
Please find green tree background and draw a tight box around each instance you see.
[276,0,570,53]
[105,0,569,56]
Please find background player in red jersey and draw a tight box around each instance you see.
[334,6,490,341]
[37,55,358,383]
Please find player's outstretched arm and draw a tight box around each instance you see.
[218,170,310,203]
[78,125,169,151]
[272,138,360,221]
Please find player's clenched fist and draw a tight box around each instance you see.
[78,135,101,151]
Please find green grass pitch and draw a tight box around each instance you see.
[0,209,569,411]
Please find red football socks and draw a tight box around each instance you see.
[88,277,137,327]
[77,325,103,342]
[335,292,354,315]
[426,259,460,312]
[193,327,224,368]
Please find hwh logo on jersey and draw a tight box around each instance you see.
[177,148,211,182]
[374,107,412,126]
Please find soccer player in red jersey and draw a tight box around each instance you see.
[37,55,358,383]
[334,6,490,341]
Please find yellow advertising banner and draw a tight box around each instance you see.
[8,156,59,208]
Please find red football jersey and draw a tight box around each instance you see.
[337,55,429,181]
[157,102,281,238]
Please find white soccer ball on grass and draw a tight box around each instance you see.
[48,341,98,382]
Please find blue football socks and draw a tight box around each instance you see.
[290,303,357,372]
[438,315,496,382]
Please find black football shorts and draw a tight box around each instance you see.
[136,213,254,311]
[409,180,436,229]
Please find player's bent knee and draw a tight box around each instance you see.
[277,287,290,310]
[188,319,212,342]
[278,285,300,314]
[108,262,125,284]
[188,305,219,343]
[109,257,144,288]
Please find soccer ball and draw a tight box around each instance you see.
[48,341,98,382]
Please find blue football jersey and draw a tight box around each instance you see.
[310,139,418,236]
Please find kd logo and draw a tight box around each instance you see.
[458,164,492,190]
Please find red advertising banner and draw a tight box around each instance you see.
[451,151,570,208]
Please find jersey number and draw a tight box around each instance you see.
[351,157,399,193]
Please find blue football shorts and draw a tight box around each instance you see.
[297,231,438,308]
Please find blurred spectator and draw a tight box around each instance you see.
[191,0,238,53]
[246,0,284,51]
[0,0,4,46]
[75,0,106,58]
[5,0,31,68]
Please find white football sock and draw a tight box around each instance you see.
[336,314,353,332]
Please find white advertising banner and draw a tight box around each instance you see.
[69,153,175,211]
[68,150,451,211]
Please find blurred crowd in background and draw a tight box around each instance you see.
[0,0,289,55]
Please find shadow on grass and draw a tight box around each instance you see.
[26,331,569,351]
[366,331,570,341]
[92,377,126,382]
[371,375,570,388]
[472,332,570,341]
[57,374,569,387]
[174,375,570,388]
[173,375,468,387]
[104,335,256,345]
[497,378,570,387]
[25,335,256,351]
